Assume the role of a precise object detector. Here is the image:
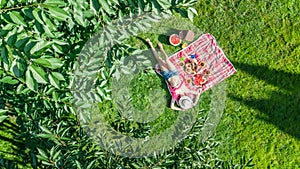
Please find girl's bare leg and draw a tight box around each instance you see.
[146,39,168,71]
[157,42,177,71]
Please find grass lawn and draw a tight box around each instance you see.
[193,0,300,168]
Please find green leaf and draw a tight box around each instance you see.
[43,57,63,69]
[33,57,51,67]
[0,0,6,8]
[1,46,9,66]
[53,39,68,45]
[52,44,64,54]
[51,72,65,81]
[37,133,54,139]
[0,76,19,85]
[33,56,63,69]
[25,68,37,91]
[99,0,115,15]
[30,64,48,84]
[24,41,37,54]
[7,34,17,46]
[44,0,66,7]
[157,0,171,10]
[0,115,8,123]
[74,12,86,27]
[47,6,70,21]
[188,7,198,15]
[32,9,44,24]
[37,148,48,159]
[0,109,8,114]
[97,86,106,97]
[15,37,30,49]
[41,11,57,31]
[52,150,61,160]
[41,161,53,166]
[2,23,14,32]
[52,91,59,102]
[110,0,119,5]
[49,146,55,157]
[86,160,95,169]
[16,83,24,94]
[30,40,53,55]
[178,8,187,18]
[49,73,60,89]
[131,163,140,168]
[91,0,100,12]
[43,25,55,38]
[36,155,48,161]
[188,7,198,22]
[9,11,27,27]
[23,7,34,19]
[40,126,52,134]
[10,58,25,77]
[75,160,82,169]
[99,80,107,87]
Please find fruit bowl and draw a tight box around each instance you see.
[169,34,181,46]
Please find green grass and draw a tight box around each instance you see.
[192,0,300,168]
[99,70,211,139]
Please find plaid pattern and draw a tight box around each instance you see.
[156,33,236,95]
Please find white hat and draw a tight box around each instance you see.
[178,96,193,109]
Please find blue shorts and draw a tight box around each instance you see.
[161,70,178,80]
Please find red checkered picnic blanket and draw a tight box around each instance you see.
[156,33,236,95]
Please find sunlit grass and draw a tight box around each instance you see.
[193,0,300,167]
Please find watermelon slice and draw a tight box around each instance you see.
[169,34,181,46]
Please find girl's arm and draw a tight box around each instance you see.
[170,98,183,111]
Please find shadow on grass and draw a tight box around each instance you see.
[229,62,300,139]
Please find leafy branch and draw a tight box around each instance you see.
[0,3,40,13]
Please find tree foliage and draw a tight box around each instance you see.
[0,0,254,168]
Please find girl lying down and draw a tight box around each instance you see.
[146,39,200,111]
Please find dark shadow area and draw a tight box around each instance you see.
[229,62,300,139]
[158,34,170,45]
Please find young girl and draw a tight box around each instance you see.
[146,39,200,111]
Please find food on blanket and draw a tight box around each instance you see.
[190,54,197,59]
[179,30,195,41]
[204,69,211,75]
[186,78,192,84]
[169,34,181,46]
[181,43,188,49]
[198,61,206,68]
[195,61,206,72]
[193,74,207,87]
[184,60,196,74]
[151,33,236,110]
[184,59,197,74]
